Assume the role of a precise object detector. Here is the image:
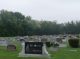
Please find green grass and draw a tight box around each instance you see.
[0,43,80,59]
[50,48,80,59]
[0,38,80,59]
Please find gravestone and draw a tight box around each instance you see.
[7,44,16,51]
[56,37,62,44]
[49,42,59,52]
[25,42,43,54]
[19,42,50,57]
[0,39,8,46]
[54,36,67,47]
[41,37,48,43]
[16,36,25,42]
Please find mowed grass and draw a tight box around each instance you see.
[50,48,80,59]
[0,44,80,59]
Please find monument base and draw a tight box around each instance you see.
[19,53,50,57]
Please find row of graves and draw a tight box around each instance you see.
[18,35,70,57]
[18,36,50,57]
[0,34,78,58]
[0,37,16,51]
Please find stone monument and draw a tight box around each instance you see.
[19,41,50,57]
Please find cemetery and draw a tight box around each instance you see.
[0,9,80,59]
[0,35,80,59]
[0,0,80,57]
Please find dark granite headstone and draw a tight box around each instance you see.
[7,45,16,51]
[25,42,43,54]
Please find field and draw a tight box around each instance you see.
[0,45,80,59]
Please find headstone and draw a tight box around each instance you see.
[56,37,62,44]
[19,42,50,57]
[7,44,16,51]
[54,43,59,48]
[16,36,25,42]
[25,42,43,54]
[0,39,8,46]
[56,36,67,47]
[49,42,59,51]
[41,36,48,43]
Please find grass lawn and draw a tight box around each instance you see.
[50,48,80,59]
[0,42,80,59]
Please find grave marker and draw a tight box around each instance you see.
[0,39,8,46]
[19,41,50,57]
[7,44,16,51]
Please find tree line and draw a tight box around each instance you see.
[0,10,80,36]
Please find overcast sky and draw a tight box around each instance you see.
[0,0,80,23]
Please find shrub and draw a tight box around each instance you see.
[46,42,52,47]
[68,38,79,48]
